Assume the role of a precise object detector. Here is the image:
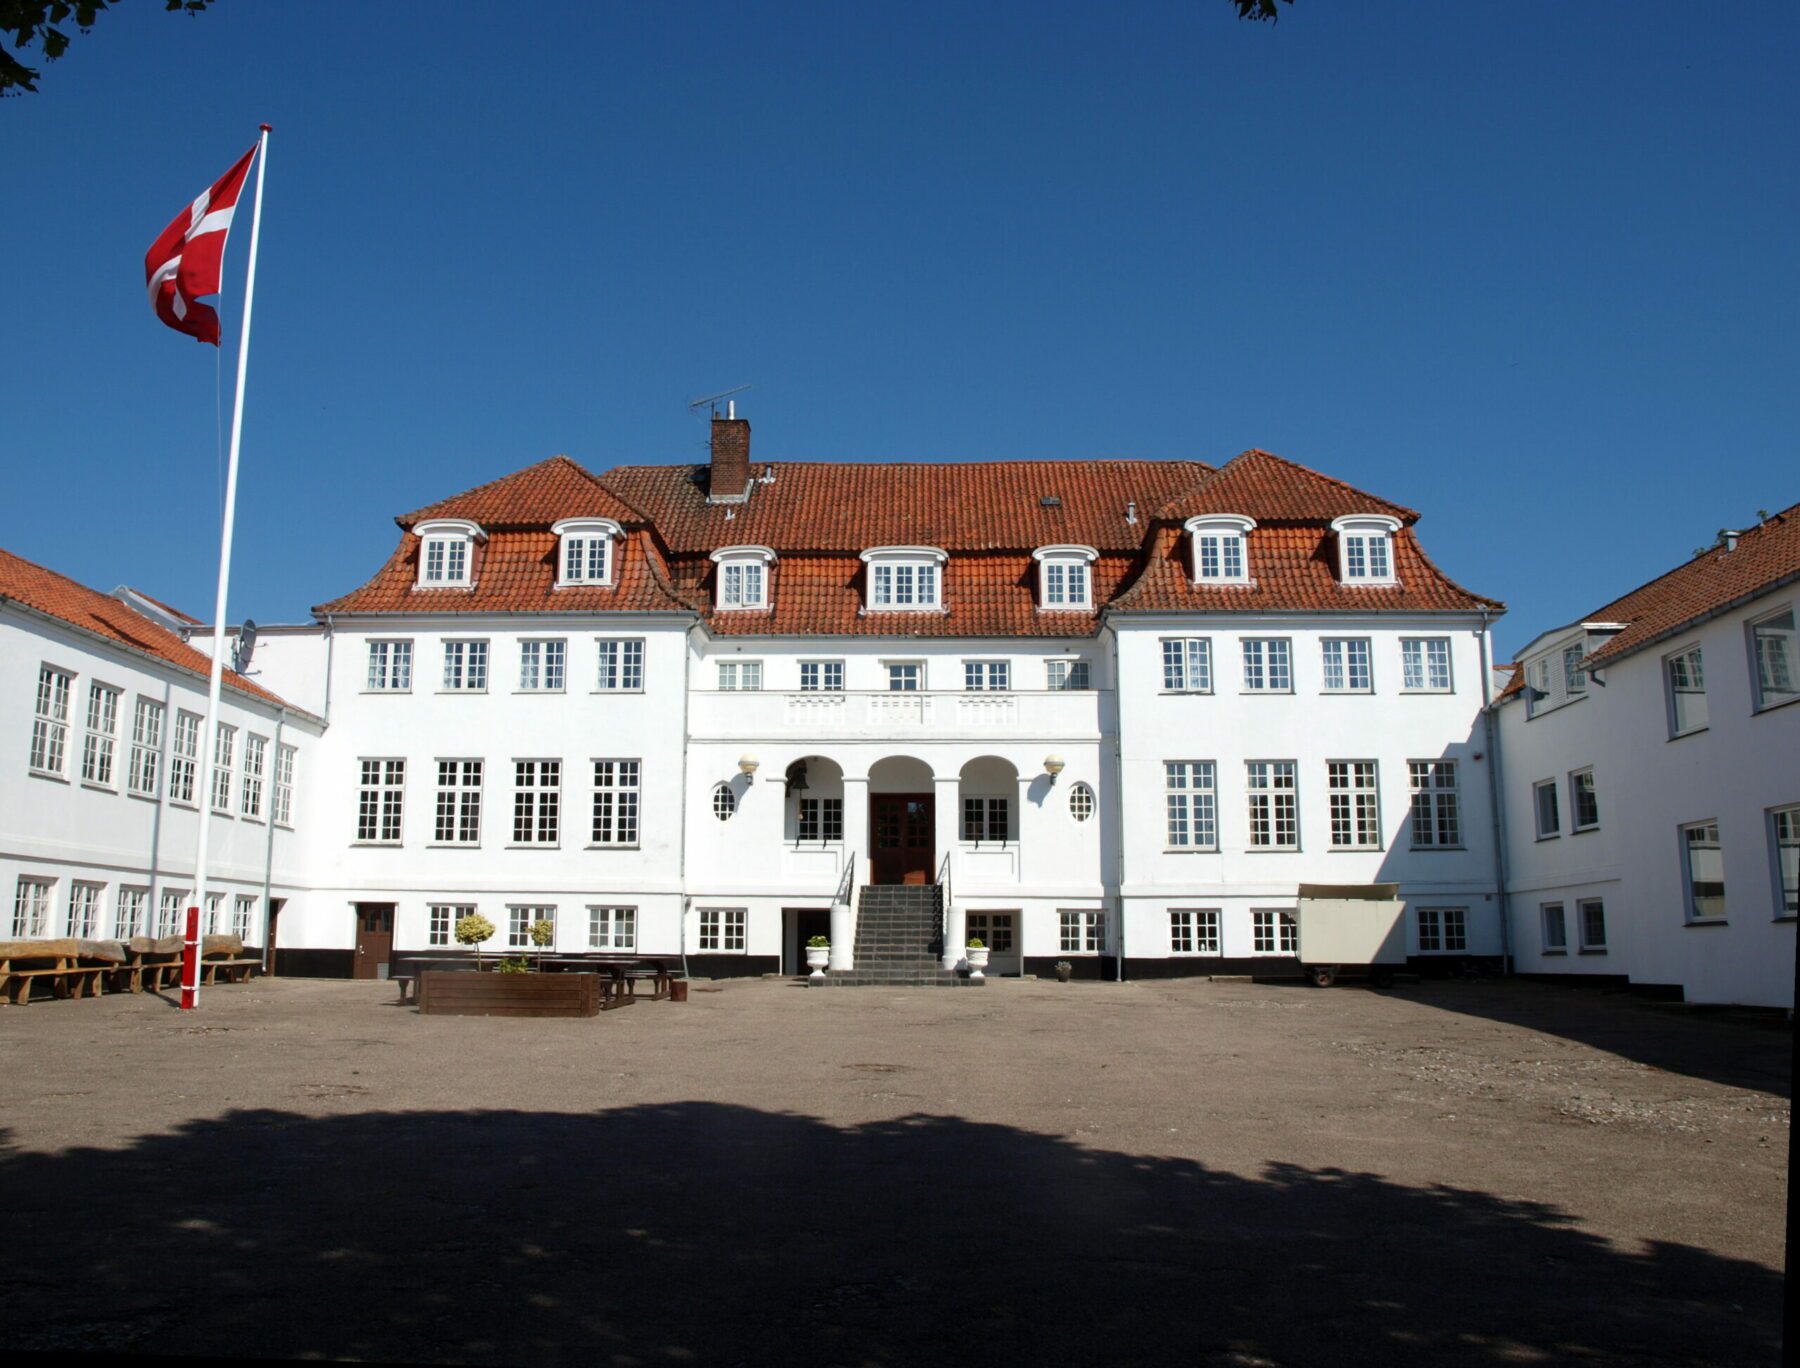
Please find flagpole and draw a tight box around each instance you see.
[182,124,270,1011]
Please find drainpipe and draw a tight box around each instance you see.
[678,621,698,981]
[260,707,285,973]
[321,614,337,724]
[1477,612,1513,971]
[1101,618,1127,982]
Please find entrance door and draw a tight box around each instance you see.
[264,897,284,975]
[871,794,935,885]
[782,907,833,975]
[353,902,395,979]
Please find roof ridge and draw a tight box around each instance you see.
[397,453,612,527]
[1581,499,1800,625]
[1179,448,1420,522]
[603,457,1214,473]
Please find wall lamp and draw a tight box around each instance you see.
[738,755,761,781]
[1043,755,1066,784]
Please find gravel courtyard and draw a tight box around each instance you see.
[1,975,1788,1366]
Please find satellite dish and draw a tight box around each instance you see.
[231,619,259,674]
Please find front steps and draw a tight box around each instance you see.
[816,883,983,987]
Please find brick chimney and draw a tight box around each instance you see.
[709,403,751,502]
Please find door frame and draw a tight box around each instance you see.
[352,901,396,979]
[869,792,936,886]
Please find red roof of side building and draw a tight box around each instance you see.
[399,454,645,528]
[0,546,297,711]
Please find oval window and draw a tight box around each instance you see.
[712,782,737,821]
[1069,782,1095,822]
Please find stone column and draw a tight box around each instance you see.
[837,774,870,972]
[934,774,962,969]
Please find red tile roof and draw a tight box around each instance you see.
[0,546,297,711]
[400,454,644,529]
[1154,448,1417,524]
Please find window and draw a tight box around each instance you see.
[519,639,566,692]
[699,907,747,952]
[1569,770,1599,832]
[965,911,1015,953]
[1321,638,1373,693]
[1241,638,1292,692]
[416,520,479,587]
[559,532,613,585]
[1578,898,1607,950]
[1665,646,1707,735]
[356,759,406,843]
[886,662,923,692]
[718,660,763,691]
[1771,806,1799,918]
[127,698,163,797]
[509,905,555,949]
[718,559,767,610]
[800,660,844,692]
[512,761,560,845]
[1059,910,1106,953]
[442,639,489,692]
[1524,657,1555,719]
[81,682,120,786]
[29,665,71,775]
[864,550,945,611]
[1331,516,1399,585]
[712,783,737,820]
[1541,902,1567,953]
[1408,761,1461,848]
[1185,516,1254,583]
[589,906,637,951]
[158,888,187,938]
[1327,761,1381,848]
[434,760,483,844]
[796,797,843,843]
[962,797,1010,844]
[1749,607,1797,710]
[1533,780,1560,839]
[1680,820,1726,921]
[963,660,1010,691]
[1401,638,1453,692]
[13,876,53,936]
[1046,659,1091,691]
[429,903,472,948]
[596,638,645,691]
[68,882,103,938]
[591,760,640,847]
[1252,910,1297,955]
[205,892,224,934]
[1165,761,1217,849]
[1069,782,1096,822]
[1563,644,1588,696]
[233,894,255,940]
[239,734,266,819]
[273,744,296,827]
[1246,761,1298,849]
[1417,907,1467,953]
[210,724,236,814]
[366,640,413,691]
[1161,638,1212,693]
[1170,909,1221,955]
[1035,546,1097,609]
[169,710,200,804]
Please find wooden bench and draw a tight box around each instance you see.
[117,936,185,993]
[196,933,261,986]
[0,939,118,1005]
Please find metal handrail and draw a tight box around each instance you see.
[935,849,952,954]
[834,851,856,907]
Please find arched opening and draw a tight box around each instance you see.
[867,756,936,885]
[782,756,846,845]
[958,756,1023,976]
[958,756,1020,846]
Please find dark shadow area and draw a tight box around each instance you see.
[0,1103,1781,1365]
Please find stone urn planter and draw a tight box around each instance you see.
[966,940,990,980]
[805,937,830,983]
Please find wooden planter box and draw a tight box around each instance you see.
[418,969,601,1018]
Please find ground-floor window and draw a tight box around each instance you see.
[206,891,225,935]
[1059,909,1105,954]
[509,904,556,949]
[589,905,637,951]
[429,903,473,947]
[1578,898,1607,951]
[233,894,256,940]
[1774,806,1800,918]
[1169,908,1220,954]
[158,888,186,937]
[118,887,148,938]
[1251,909,1297,955]
[965,911,1014,952]
[699,907,747,952]
[13,876,54,937]
[1541,902,1567,953]
[68,882,103,939]
[1417,906,1467,952]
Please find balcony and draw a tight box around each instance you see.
[689,689,1108,741]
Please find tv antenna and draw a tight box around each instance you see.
[687,384,752,418]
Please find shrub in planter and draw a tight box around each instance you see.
[529,918,555,971]
[496,956,531,975]
[966,938,985,950]
[455,913,497,970]
[805,935,830,949]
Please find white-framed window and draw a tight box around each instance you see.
[1161,637,1212,693]
[800,659,845,692]
[862,547,947,611]
[240,734,267,819]
[127,697,163,797]
[963,660,1010,691]
[1664,645,1707,736]
[29,664,72,776]
[965,911,1015,954]
[117,886,149,938]
[509,904,555,949]
[1046,658,1091,691]
[796,796,844,843]
[1069,782,1096,822]
[434,759,483,844]
[554,519,621,587]
[233,894,255,940]
[68,881,103,938]
[205,891,225,935]
[1770,806,1799,919]
[81,682,120,786]
[1563,644,1588,696]
[591,759,640,847]
[1408,760,1461,848]
[588,905,637,951]
[518,639,566,692]
[442,639,489,692]
[1241,638,1292,692]
[962,796,1010,844]
[1033,545,1097,609]
[718,660,763,691]
[169,709,201,805]
[1400,637,1453,692]
[273,744,296,827]
[1184,515,1254,584]
[1533,779,1560,839]
[712,783,737,820]
[1246,761,1298,849]
[1749,606,1797,711]
[366,639,413,691]
[1331,516,1400,585]
[1251,910,1297,955]
[1165,761,1217,850]
[698,907,747,952]
[210,724,236,814]
[356,759,406,843]
[429,903,472,948]
[596,638,645,691]
[12,875,53,937]
[1321,638,1373,693]
[1578,898,1607,950]
[711,546,775,610]
[512,760,560,845]
[886,661,923,692]
[1569,769,1599,832]
[1541,901,1568,953]
[1680,820,1726,921]
[1417,906,1467,953]
[157,888,187,938]
[1059,909,1106,954]
[1524,656,1555,718]
[1327,761,1381,849]
[1169,908,1221,955]
[415,519,481,587]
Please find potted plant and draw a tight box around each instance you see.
[454,912,497,970]
[1054,959,1073,983]
[966,937,989,979]
[529,918,555,972]
[805,934,830,982]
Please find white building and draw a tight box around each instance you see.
[1495,508,1799,1008]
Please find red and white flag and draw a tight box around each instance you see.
[144,143,259,345]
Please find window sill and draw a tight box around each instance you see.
[80,781,118,794]
[512,690,568,696]
[1159,690,1215,697]
[506,844,563,851]
[1162,847,1220,854]
[584,844,642,852]
[1683,918,1729,928]
[1169,952,1223,958]
[1328,845,1385,853]
[1541,949,1568,956]
[1751,694,1800,715]
[1398,688,1454,696]
[1667,725,1709,741]
[1239,690,1295,696]
[28,770,69,784]
[1577,947,1608,955]
[127,789,160,802]
[1535,833,1560,843]
[241,816,265,826]
[1409,846,1467,852]
[555,580,617,591]
[350,841,403,848]
[590,688,646,695]
[1773,916,1798,924]
[1571,825,1600,836]
[436,689,490,696]
[360,689,414,696]
[1319,689,1374,697]
[1245,846,1300,854]
[426,843,481,850]
[169,799,198,810]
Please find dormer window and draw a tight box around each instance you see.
[552,518,622,587]
[709,546,776,610]
[1033,545,1098,610]
[1331,515,1401,586]
[1183,515,1254,585]
[860,547,947,612]
[415,519,483,588]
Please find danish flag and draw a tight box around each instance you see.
[144,143,259,345]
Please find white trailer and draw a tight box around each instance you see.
[1293,883,1405,988]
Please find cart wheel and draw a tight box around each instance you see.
[1308,966,1336,988]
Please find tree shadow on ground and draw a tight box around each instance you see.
[0,1104,1781,1366]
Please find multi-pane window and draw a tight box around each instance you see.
[588,905,637,951]
[1327,761,1381,848]
[699,907,747,952]
[1161,638,1212,693]
[421,536,469,585]
[1563,644,1588,695]
[434,760,483,844]
[81,683,120,786]
[509,904,555,949]
[1321,639,1373,693]
[68,882,103,938]
[869,560,940,610]
[233,894,255,940]
[1541,902,1568,952]
[964,660,1010,691]
[1749,608,1797,710]
[512,760,561,845]
[1340,530,1393,582]
[1059,910,1106,953]
[796,797,844,843]
[962,797,1009,843]
[1680,821,1726,921]
[1401,638,1453,691]
[29,665,71,774]
[1246,761,1299,848]
[1533,780,1560,839]
[169,710,201,804]
[590,760,641,846]
[1665,646,1707,735]
[1164,761,1217,849]
[127,697,163,796]
[356,759,406,843]
[718,660,763,691]
[1408,761,1461,848]
[1252,910,1297,954]
[596,638,645,691]
[117,887,148,938]
[519,639,566,691]
[210,724,236,814]
[1169,909,1221,955]
[561,535,611,584]
[713,783,737,820]
[1069,782,1096,822]
[965,912,1015,953]
[1417,907,1467,952]
[1524,657,1555,718]
[442,639,489,691]
[1241,639,1292,692]
[158,888,187,938]
[1569,770,1599,831]
[1046,659,1091,691]
[13,876,53,937]
[799,660,845,692]
[366,639,413,691]
[1771,806,1799,918]
[718,559,766,609]
[1193,530,1247,581]
[886,662,923,691]
[241,734,267,819]
[273,744,296,827]
[428,903,471,947]
[1578,898,1607,950]
[205,892,225,934]
[1041,558,1091,608]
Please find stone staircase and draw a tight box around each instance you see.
[817,884,982,987]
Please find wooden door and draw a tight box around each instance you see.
[264,897,283,975]
[870,794,934,885]
[353,903,395,979]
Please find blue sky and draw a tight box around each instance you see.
[5,1,1795,658]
